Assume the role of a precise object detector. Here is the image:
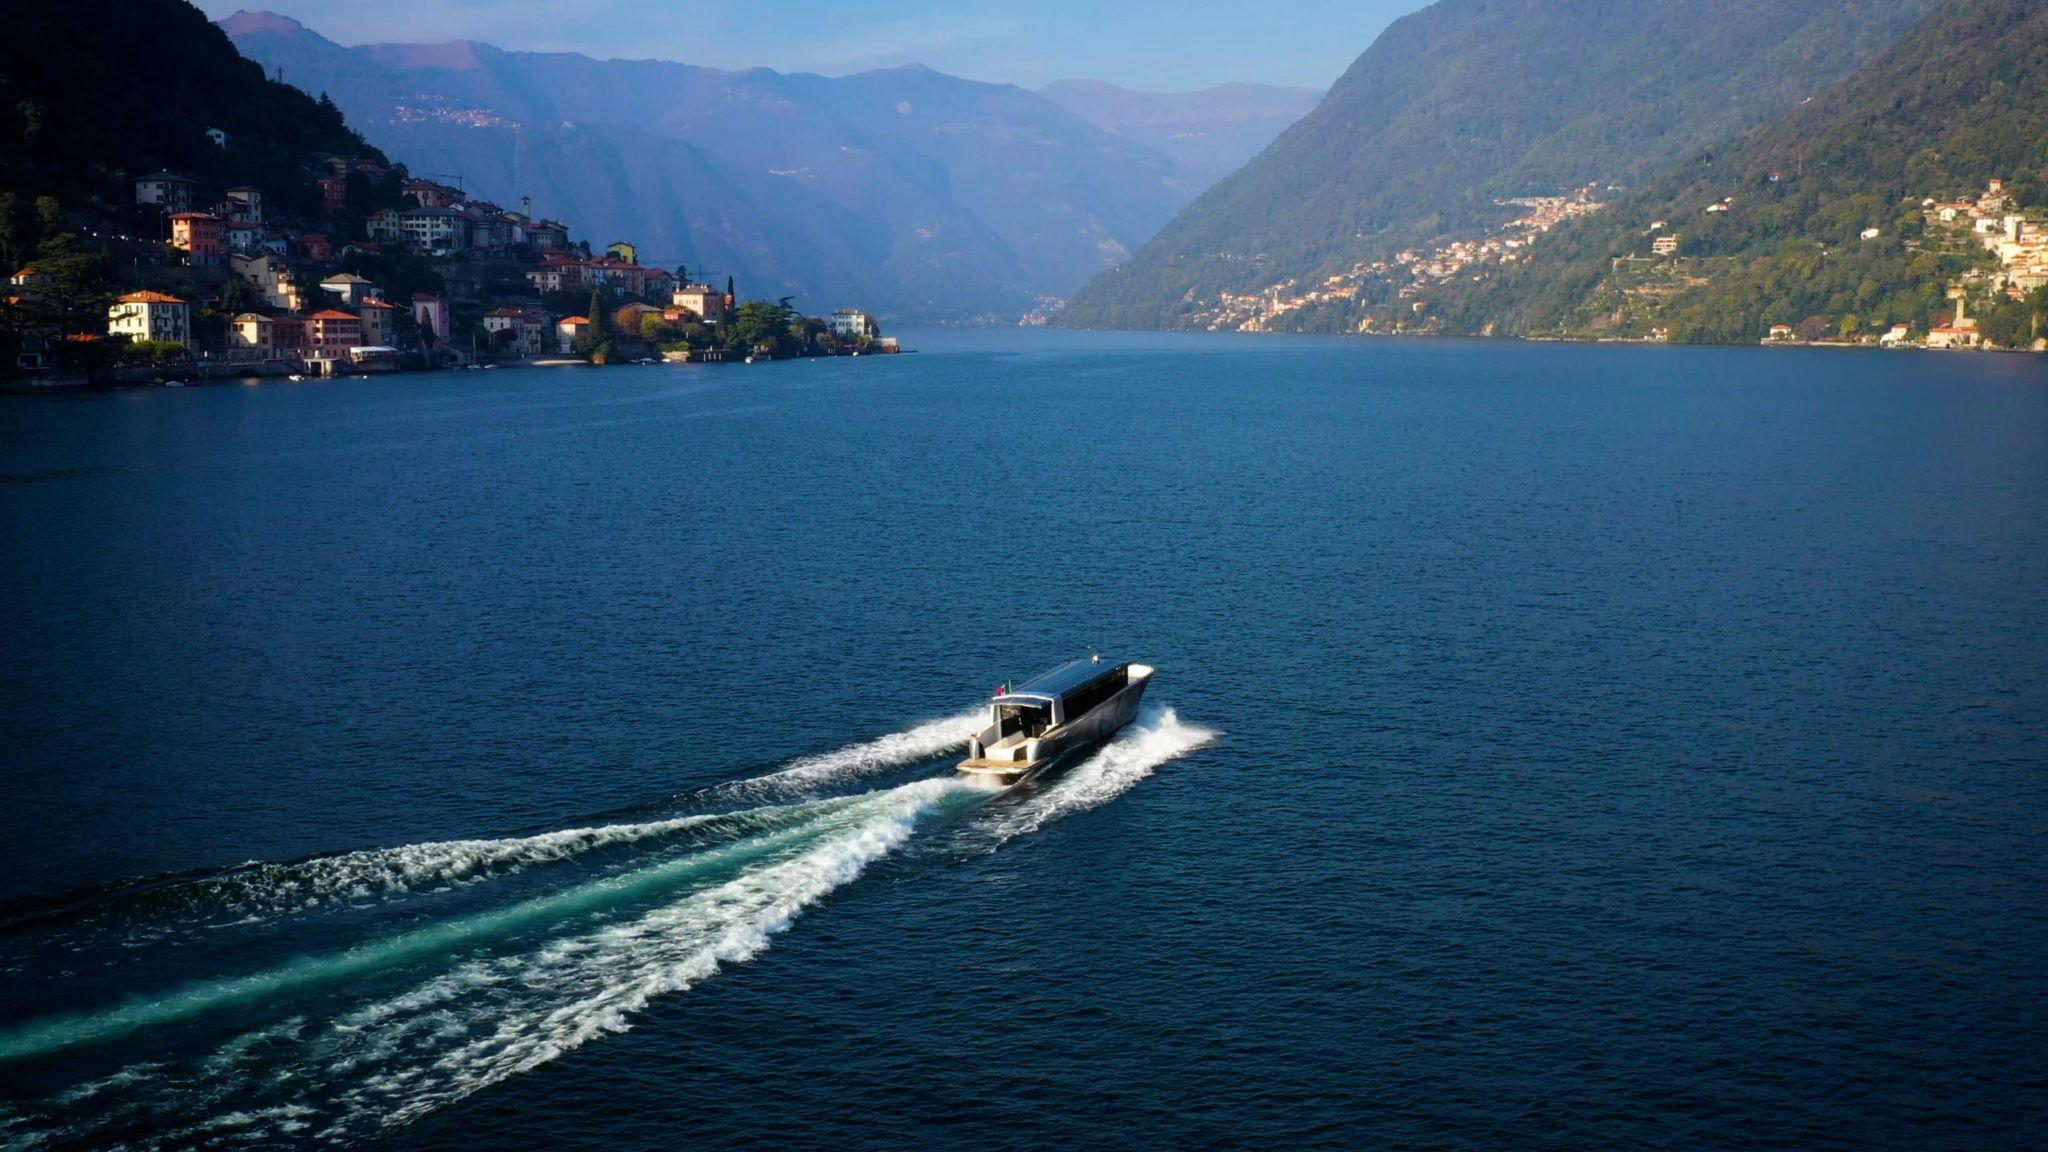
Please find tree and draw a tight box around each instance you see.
[22,233,112,341]
[0,193,22,273]
[729,297,805,358]
[1978,298,2033,348]
[34,195,62,239]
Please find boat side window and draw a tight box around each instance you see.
[1058,664,1129,722]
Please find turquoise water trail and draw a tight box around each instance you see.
[0,711,1214,1148]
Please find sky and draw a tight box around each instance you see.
[197,1,1431,91]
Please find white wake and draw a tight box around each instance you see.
[716,709,983,799]
[983,708,1218,842]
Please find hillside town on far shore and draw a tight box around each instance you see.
[1165,177,2047,351]
[5,147,894,388]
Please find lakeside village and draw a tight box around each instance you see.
[1183,188,1612,333]
[1179,177,2048,350]
[1752,178,2048,350]
[4,157,895,389]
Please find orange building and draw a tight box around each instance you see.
[169,212,224,266]
[307,309,363,357]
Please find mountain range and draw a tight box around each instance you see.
[1426,0,2048,343]
[1058,0,1947,330]
[220,12,1314,323]
[1037,80,1322,188]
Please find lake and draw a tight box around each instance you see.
[0,330,2043,1149]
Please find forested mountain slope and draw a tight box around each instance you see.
[1431,0,2048,343]
[1058,0,1941,330]
[0,0,376,224]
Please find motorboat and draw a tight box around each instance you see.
[959,658,1153,784]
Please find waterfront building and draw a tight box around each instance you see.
[830,309,879,340]
[270,315,308,357]
[230,312,274,358]
[611,302,664,335]
[484,307,551,357]
[108,290,191,349]
[670,283,725,324]
[412,294,450,346]
[307,309,362,359]
[557,315,591,354]
[359,298,397,347]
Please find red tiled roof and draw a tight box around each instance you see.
[559,315,590,324]
[119,290,186,304]
[359,298,395,309]
[308,309,358,320]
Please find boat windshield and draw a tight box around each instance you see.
[995,701,1051,741]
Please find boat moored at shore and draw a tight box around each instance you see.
[959,658,1154,783]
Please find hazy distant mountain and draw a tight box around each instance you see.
[220,11,1203,322]
[1037,80,1321,186]
[1059,0,1944,330]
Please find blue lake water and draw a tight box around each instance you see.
[0,330,2043,1149]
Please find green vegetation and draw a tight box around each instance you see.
[0,0,378,219]
[1060,0,1939,331]
[1428,0,2048,344]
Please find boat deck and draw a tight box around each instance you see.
[958,758,1032,773]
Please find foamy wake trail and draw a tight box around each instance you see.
[983,708,1217,842]
[0,778,970,1149]
[716,710,984,800]
[314,777,967,1137]
[173,809,771,924]
[38,715,980,936]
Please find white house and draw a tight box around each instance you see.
[829,308,879,340]
[108,290,191,349]
[319,273,381,306]
[134,171,196,213]
[399,207,467,253]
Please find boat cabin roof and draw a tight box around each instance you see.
[995,658,1125,706]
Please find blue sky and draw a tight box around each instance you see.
[201,1,1431,91]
